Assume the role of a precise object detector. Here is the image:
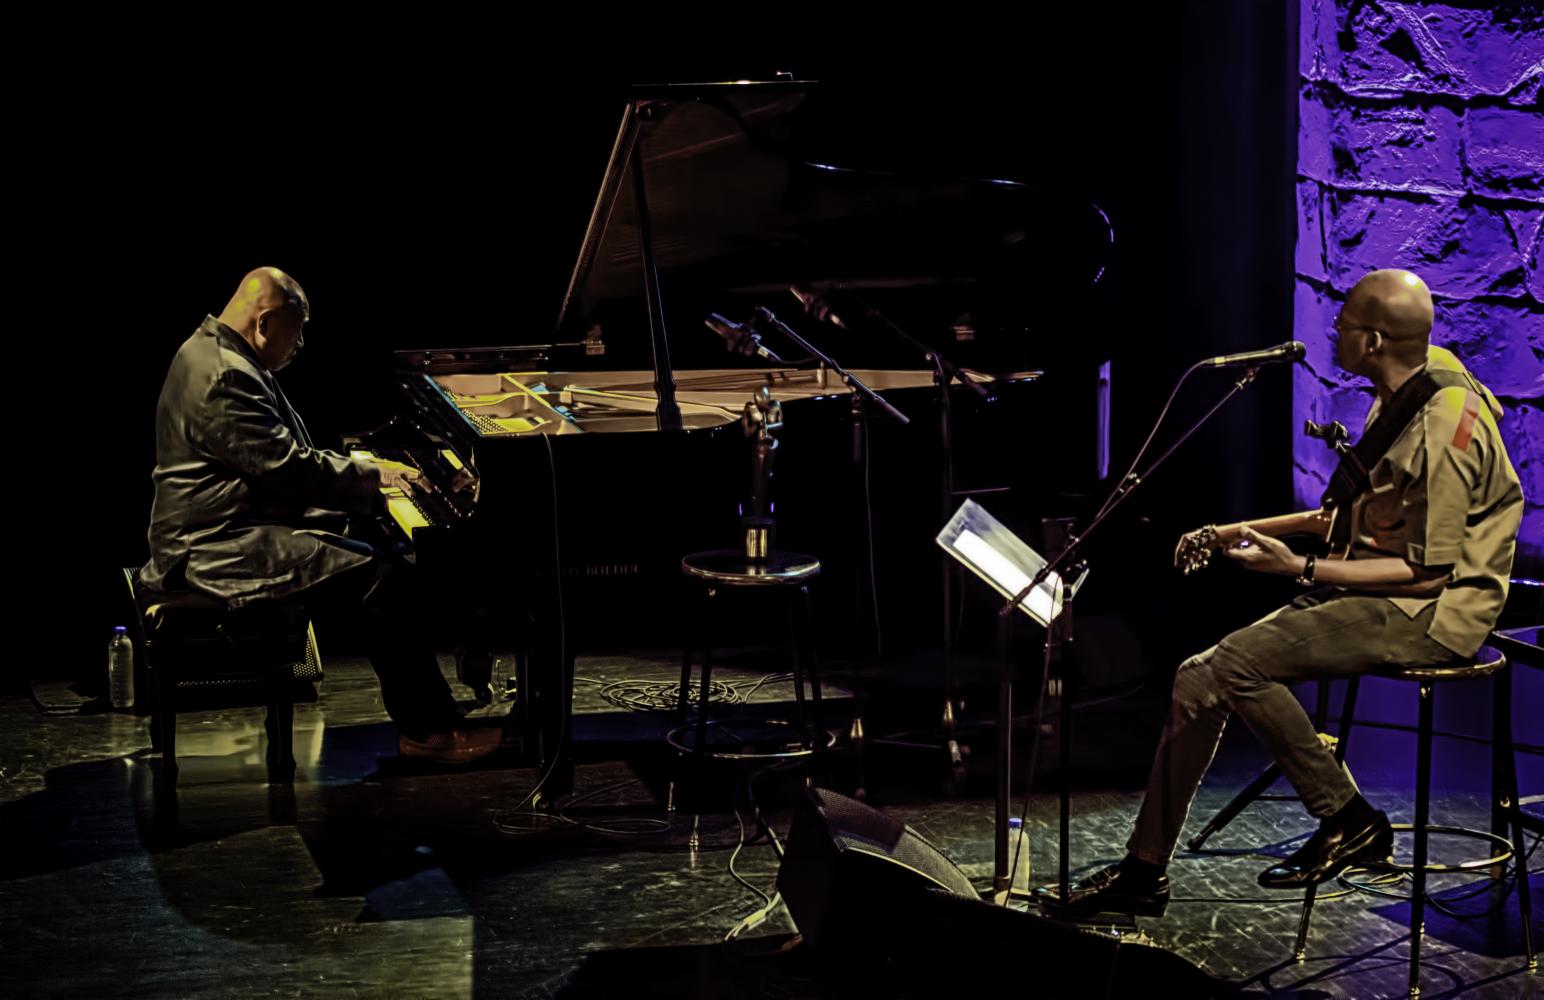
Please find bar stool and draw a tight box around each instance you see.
[1294,645,1535,998]
[667,549,835,769]
[1490,626,1544,842]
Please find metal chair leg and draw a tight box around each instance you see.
[1495,668,1536,970]
[1406,682,1435,999]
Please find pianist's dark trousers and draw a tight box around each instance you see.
[1124,589,1457,865]
[289,537,469,739]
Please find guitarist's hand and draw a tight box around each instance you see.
[1224,524,1300,576]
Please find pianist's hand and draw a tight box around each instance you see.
[447,467,478,497]
[371,459,422,492]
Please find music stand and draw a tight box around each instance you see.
[937,500,1089,901]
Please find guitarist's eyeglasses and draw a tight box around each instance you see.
[1331,315,1379,342]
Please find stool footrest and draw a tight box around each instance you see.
[1350,823,1514,874]
[665,718,835,761]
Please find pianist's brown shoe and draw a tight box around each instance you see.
[398,727,504,764]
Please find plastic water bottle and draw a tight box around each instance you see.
[108,626,135,710]
[1008,816,1032,896]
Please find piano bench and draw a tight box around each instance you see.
[122,569,320,784]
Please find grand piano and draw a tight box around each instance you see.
[351,80,1112,794]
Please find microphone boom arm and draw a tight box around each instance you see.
[754,307,911,426]
[793,287,990,399]
[1000,365,1262,615]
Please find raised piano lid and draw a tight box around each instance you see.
[554,79,1075,333]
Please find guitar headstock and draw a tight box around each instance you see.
[1175,525,1220,575]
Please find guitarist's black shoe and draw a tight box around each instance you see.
[1258,810,1394,888]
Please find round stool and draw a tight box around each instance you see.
[667,550,834,766]
[1294,645,1535,997]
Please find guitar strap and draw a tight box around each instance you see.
[1321,367,1471,549]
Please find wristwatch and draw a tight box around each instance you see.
[1296,553,1317,587]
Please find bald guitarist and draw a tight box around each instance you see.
[1038,269,1524,920]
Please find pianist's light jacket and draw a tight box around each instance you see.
[141,315,382,605]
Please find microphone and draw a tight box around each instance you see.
[705,313,787,364]
[1199,341,1305,368]
[790,285,863,330]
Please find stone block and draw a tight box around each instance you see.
[1432,298,1544,399]
[1325,191,1529,298]
[1325,2,1544,101]
[1297,181,1328,281]
[1467,107,1544,200]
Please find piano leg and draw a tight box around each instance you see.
[526,603,573,804]
[541,648,575,802]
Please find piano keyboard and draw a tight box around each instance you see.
[351,449,469,539]
[382,486,432,536]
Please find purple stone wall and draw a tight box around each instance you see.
[1296,1,1543,573]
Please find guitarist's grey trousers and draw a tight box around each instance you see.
[1126,588,1457,865]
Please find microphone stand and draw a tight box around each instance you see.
[990,365,1262,907]
[754,307,910,794]
[828,293,990,781]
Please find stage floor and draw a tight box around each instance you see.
[3,652,1537,998]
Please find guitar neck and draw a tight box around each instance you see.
[1217,509,1332,542]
